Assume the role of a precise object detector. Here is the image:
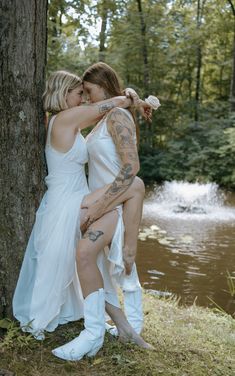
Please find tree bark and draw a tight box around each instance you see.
[136,0,152,146]
[194,0,203,122]
[99,1,108,62]
[136,0,150,95]
[0,0,48,317]
[228,0,235,111]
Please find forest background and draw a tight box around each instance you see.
[48,0,235,188]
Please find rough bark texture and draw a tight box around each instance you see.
[0,0,48,317]
[136,0,152,146]
[194,0,202,122]
[136,0,150,95]
[228,0,235,111]
[99,2,108,62]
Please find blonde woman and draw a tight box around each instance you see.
[13,70,152,359]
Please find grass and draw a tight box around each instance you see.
[0,292,235,376]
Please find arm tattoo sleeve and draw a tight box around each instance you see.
[97,101,115,114]
[100,108,139,206]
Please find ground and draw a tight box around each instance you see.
[0,292,234,376]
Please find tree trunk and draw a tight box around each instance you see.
[195,45,202,122]
[136,0,150,95]
[194,0,203,122]
[231,28,235,111]
[136,0,152,146]
[0,0,48,318]
[99,1,108,62]
[228,0,235,111]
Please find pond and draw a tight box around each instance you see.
[137,181,235,316]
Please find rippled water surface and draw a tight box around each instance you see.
[136,182,235,315]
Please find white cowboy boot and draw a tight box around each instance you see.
[105,288,143,336]
[123,288,143,334]
[52,288,105,361]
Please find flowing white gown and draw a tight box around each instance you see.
[13,110,141,337]
[86,108,141,308]
[13,116,89,335]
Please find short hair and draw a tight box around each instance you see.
[42,70,82,113]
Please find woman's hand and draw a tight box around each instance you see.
[135,99,153,122]
[124,88,152,122]
[123,248,136,275]
[124,88,140,107]
[80,197,105,231]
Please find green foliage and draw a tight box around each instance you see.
[46,0,234,188]
[139,103,235,187]
[0,319,34,350]
[226,270,235,298]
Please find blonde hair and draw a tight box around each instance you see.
[42,70,82,113]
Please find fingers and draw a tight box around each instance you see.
[124,261,134,275]
[140,108,152,122]
[80,222,88,233]
[80,214,90,233]
[125,89,131,98]
[80,219,93,233]
[123,248,136,275]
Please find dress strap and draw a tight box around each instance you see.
[46,115,57,147]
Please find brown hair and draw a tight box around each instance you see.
[82,62,139,145]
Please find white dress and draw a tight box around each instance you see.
[13,116,89,335]
[86,108,141,308]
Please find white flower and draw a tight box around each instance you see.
[145,95,161,110]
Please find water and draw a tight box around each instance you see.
[137,181,235,315]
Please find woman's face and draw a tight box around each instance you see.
[83,81,107,103]
[66,85,84,108]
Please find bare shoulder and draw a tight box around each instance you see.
[52,108,77,133]
[106,107,136,149]
[106,107,134,130]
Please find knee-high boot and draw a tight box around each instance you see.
[105,288,143,336]
[52,288,105,361]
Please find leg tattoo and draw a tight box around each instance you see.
[82,228,104,242]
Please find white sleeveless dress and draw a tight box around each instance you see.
[86,108,141,306]
[13,116,89,335]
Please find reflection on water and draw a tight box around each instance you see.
[137,181,235,315]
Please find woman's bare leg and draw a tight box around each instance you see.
[77,209,118,297]
[81,177,145,274]
[105,302,153,349]
[77,209,152,349]
[121,178,145,274]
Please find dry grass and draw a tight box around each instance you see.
[0,292,234,376]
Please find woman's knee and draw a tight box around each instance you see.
[76,244,93,270]
[133,176,145,197]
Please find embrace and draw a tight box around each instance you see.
[13,62,160,361]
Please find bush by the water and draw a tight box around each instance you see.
[139,103,235,188]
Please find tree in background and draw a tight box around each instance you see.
[0,0,48,317]
[228,0,235,111]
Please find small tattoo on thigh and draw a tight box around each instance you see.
[82,229,104,242]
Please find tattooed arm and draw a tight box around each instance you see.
[101,108,139,204]
[82,108,139,225]
[55,96,133,133]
